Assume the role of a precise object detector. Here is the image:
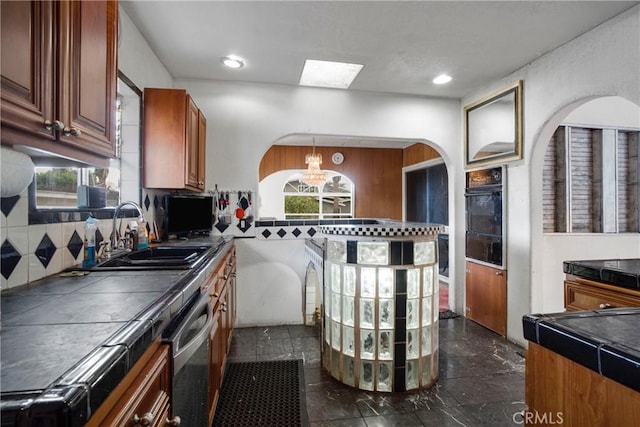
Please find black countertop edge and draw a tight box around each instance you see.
[9,385,89,426]
[523,309,640,393]
[563,259,640,290]
[55,345,129,417]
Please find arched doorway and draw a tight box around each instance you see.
[532,96,640,313]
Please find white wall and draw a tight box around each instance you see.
[118,7,173,90]
[563,96,640,129]
[462,5,640,345]
[235,238,307,326]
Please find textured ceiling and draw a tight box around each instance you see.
[121,1,637,99]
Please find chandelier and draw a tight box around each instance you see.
[301,141,327,187]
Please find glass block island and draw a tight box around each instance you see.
[318,221,445,392]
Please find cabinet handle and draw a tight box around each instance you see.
[166,416,181,426]
[212,292,219,298]
[495,271,504,276]
[43,120,65,131]
[198,181,204,185]
[599,303,612,309]
[63,127,82,137]
[132,412,154,426]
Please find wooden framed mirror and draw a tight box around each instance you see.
[464,80,523,169]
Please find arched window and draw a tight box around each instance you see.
[283,172,354,219]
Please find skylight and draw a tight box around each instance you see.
[299,59,364,89]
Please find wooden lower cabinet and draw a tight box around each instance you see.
[465,260,507,336]
[88,342,176,427]
[564,276,640,311]
[525,342,640,426]
[207,244,237,425]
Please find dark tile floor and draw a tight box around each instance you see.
[227,318,526,427]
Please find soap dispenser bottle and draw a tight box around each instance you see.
[82,216,98,267]
[137,219,149,249]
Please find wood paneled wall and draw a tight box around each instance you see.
[259,145,404,219]
[259,143,442,220]
[403,143,441,167]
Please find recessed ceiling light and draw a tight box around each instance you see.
[299,59,364,89]
[221,55,245,69]
[433,74,452,85]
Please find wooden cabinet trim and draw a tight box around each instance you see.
[564,277,640,311]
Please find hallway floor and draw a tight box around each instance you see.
[227,318,526,426]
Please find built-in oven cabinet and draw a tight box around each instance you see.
[87,342,176,427]
[465,260,507,336]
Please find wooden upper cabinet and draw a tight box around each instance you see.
[143,88,206,192]
[0,0,118,164]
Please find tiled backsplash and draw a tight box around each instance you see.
[2,186,398,291]
[0,189,165,291]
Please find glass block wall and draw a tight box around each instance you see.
[322,237,439,392]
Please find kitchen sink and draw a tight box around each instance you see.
[92,245,211,270]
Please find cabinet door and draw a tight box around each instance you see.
[186,96,201,189]
[197,110,207,190]
[208,308,222,425]
[57,0,117,157]
[465,261,507,336]
[1,0,55,142]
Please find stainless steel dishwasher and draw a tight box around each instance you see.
[163,290,213,426]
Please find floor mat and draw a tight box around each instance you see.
[212,359,308,427]
[439,309,460,319]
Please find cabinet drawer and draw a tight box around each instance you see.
[88,343,171,427]
[565,279,640,311]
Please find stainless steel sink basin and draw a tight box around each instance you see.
[93,245,211,270]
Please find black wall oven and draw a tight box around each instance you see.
[465,166,505,267]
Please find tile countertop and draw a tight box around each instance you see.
[523,308,640,393]
[563,258,640,289]
[0,236,232,425]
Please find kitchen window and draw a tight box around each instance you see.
[283,172,354,219]
[34,165,120,208]
[543,125,639,233]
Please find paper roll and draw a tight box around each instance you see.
[1,146,35,197]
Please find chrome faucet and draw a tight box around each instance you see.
[111,201,144,252]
